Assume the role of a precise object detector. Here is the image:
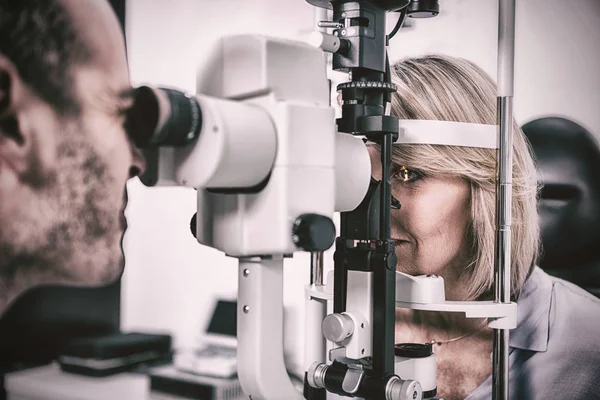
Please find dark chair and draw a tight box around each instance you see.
[522,117,600,298]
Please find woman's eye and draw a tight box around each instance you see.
[395,165,423,182]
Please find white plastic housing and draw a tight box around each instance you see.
[395,354,437,393]
[396,120,499,149]
[335,133,371,212]
[176,95,276,188]
[395,272,517,329]
[237,257,302,400]
[339,270,373,359]
[304,295,327,372]
[193,35,370,257]
[145,97,276,189]
[396,272,446,304]
[307,31,344,53]
[197,35,331,103]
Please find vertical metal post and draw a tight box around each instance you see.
[493,0,516,399]
[371,133,396,378]
[311,252,324,286]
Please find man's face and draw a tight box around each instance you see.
[0,0,144,290]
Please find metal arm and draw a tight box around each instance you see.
[238,257,303,400]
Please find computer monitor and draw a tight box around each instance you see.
[206,300,237,338]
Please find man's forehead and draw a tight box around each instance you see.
[57,0,130,106]
[58,0,127,70]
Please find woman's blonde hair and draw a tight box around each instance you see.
[382,54,539,300]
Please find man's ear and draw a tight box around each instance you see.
[0,52,37,181]
[0,65,9,113]
[0,52,26,137]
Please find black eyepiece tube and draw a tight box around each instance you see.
[126,86,202,149]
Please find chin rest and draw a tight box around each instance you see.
[522,117,600,297]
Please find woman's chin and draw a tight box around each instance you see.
[394,263,422,276]
[393,247,417,273]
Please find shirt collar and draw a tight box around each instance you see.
[509,266,554,352]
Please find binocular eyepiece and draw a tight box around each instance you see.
[125,86,203,149]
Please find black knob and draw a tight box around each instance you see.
[292,214,336,252]
[407,0,440,18]
[394,343,433,358]
[190,213,197,238]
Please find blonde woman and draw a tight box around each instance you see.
[368,55,600,399]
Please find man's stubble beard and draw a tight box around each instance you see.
[0,121,126,291]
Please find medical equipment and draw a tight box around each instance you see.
[125,0,518,399]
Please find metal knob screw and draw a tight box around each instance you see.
[385,376,423,400]
[322,313,354,343]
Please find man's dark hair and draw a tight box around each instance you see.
[0,0,91,115]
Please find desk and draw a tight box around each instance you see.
[5,364,245,400]
[6,364,150,400]
[5,364,349,400]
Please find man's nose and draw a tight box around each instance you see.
[128,144,146,179]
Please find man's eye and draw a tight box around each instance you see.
[117,105,135,130]
[117,104,132,118]
[394,165,423,182]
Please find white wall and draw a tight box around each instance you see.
[121,0,600,373]
[385,0,600,135]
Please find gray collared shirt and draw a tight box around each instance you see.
[466,266,600,400]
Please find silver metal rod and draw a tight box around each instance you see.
[493,328,511,399]
[493,95,513,400]
[493,0,516,399]
[497,0,516,97]
[318,21,343,29]
[495,96,514,304]
[311,252,324,286]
